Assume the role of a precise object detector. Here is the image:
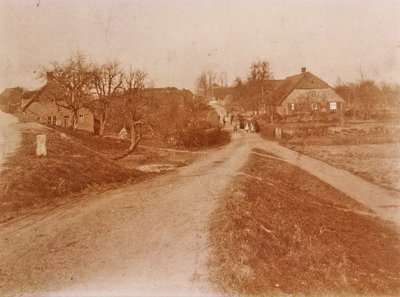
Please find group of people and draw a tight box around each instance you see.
[221,114,234,126]
[220,112,260,133]
[244,120,259,133]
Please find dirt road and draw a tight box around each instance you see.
[1,113,399,296]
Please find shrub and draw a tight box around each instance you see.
[259,122,277,140]
[175,125,227,147]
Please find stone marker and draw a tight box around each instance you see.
[36,135,47,156]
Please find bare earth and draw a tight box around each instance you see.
[1,108,400,296]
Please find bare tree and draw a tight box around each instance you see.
[195,72,209,100]
[246,59,274,115]
[195,71,218,101]
[230,59,274,115]
[110,69,148,160]
[41,51,94,130]
[91,59,124,136]
[218,71,228,87]
[146,79,156,88]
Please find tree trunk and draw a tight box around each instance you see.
[99,113,107,136]
[110,123,141,160]
[130,122,136,150]
[71,110,78,130]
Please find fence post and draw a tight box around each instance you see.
[36,135,47,156]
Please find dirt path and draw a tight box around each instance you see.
[1,110,399,296]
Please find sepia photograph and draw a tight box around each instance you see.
[0,0,399,296]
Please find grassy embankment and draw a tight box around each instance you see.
[209,148,400,296]
[0,121,231,223]
[0,123,145,223]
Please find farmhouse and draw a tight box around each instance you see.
[271,68,345,120]
[21,74,95,132]
[0,87,24,105]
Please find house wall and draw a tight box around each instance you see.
[24,101,94,132]
[278,88,344,116]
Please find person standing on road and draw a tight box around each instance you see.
[245,122,249,132]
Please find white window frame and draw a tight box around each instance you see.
[47,116,57,125]
[330,102,337,110]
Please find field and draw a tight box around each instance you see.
[209,149,400,296]
[278,122,400,191]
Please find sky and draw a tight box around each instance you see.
[0,0,399,92]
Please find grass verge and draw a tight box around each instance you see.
[209,149,400,296]
[0,123,146,223]
[279,132,400,192]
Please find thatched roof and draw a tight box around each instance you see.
[145,87,179,93]
[264,80,283,90]
[21,85,50,111]
[20,90,38,100]
[144,87,192,107]
[270,72,332,105]
[0,87,24,104]
[179,89,194,101]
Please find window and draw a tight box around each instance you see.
[47,116,57,125]
[291,103,295,111]
[330,102,337,110]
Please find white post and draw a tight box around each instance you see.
[36,135,47,156]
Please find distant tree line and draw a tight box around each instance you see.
[195,59,275,116]
[231,59,274,115]
[334,74,400,119]
[195,70,228,101]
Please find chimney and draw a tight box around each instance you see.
[301,67,306,74]
[46,71,54,82]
